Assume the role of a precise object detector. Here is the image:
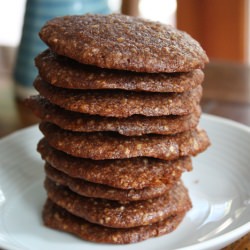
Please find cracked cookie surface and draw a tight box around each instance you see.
[44,178,192,228]
[45,163,179,201]
[34,77,202,117]
[27,95,201,136]
[39,14,208,73]
[35,49,204,92]
[43,199,186,244]
[38,139,192,189]
[39,122,210,160]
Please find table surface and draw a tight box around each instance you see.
[0,46,249,249]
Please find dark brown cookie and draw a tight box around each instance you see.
[45,163,174,201]
[34,77,202,117]
[38,139,192,189]
[39,122,210,160]
[44,178,192,228]
[26,95,201,136]
[35,49,204,92]
[39,14,208,73]
[43,199,186,244]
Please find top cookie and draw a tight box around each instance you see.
[39,14,208,73]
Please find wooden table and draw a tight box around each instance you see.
[0,46,249,249]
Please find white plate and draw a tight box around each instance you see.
[0,114,249,250]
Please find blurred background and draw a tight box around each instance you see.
[0,0,249,137]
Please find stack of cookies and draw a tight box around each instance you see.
[26,14,210,244]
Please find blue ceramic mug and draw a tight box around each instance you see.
[14,0,110,99]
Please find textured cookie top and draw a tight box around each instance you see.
[35,49,204,92]
[26,95,201,136]
[43,199,186,244]
[38,139,192,189]
[39,14,208,73]
[39,122,210,160]
[45,164,174,202]
[45,178,191,228]
[34,77,202,117]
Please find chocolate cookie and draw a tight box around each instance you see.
[35,49,204,92]
[38,139,192,189]
[44,178,192,228]
[34,77,202,117]
[43,199,185,244]
[39,122,210,160]
[26,95,201,136]
[45,163,173,201]
[39,14,208,73]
